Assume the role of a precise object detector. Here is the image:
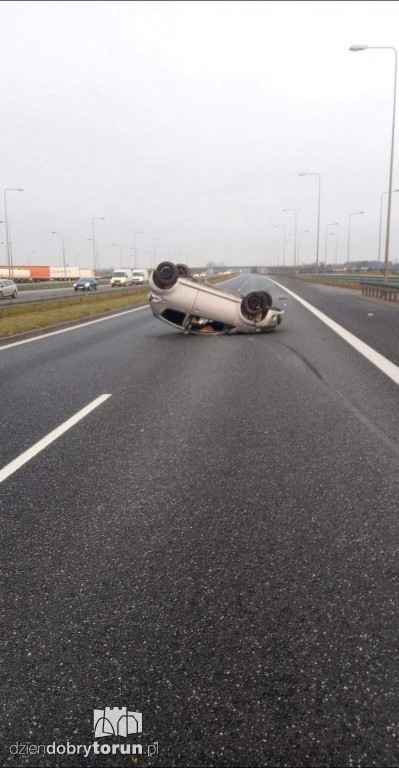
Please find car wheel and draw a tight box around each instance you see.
[153,261,179,289]
[0,292,3,299]
[12,290,18,298]
[176,263,190,277]
[241,291,268,319]
[260,291,273,307]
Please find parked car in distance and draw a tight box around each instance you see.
[0,279,18,298]
[73,277,98,291]
[149,261,284,335]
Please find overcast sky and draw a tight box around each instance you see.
[1,0,399,269]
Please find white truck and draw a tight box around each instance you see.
[110,269,134,287]
[132,269,150,284]
[0,268,30,282]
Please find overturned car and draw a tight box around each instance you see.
[149,262,284,335]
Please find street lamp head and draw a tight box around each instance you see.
[350,44,368,52]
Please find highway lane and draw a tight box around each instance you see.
[1,275,398,767]
[269,275,399,367]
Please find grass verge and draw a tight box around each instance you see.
[0,289,149,338]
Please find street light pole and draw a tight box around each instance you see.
[377,189,399,273]
[274,225,286,268]
[91,217,105,274]
[350,45,397,282]
[51,231,66,278]
[4,188,24,279]
[282,208,297,270]
[347,211,364,265]
[299,173,321,273]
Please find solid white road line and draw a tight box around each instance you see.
[0,304,150,352]
[0,394,112,484]
[266,277,399,386]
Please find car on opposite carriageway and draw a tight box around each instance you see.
[0,279,18,299]
[73,277,98,291]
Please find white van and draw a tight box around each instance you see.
[110,269,133,287]
[132,269,149,284]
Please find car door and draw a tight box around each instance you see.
[0,280,10,297]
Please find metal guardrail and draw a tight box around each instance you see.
[16,281,72,291]
[16,279,112,291]
[294,273,399,285]
[361,282,399,301]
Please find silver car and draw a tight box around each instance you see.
[149,262,283,335]
[0,279,18,299]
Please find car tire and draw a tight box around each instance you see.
[241,291,268,319]
[12,290,18,298]
[260,291,273,307]
[0,292,3,299]
[153,261,179,289]
[176,263,190,277]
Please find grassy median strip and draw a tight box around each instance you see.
[0,289,149,338]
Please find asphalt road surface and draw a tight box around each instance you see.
[1,275,398,768]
